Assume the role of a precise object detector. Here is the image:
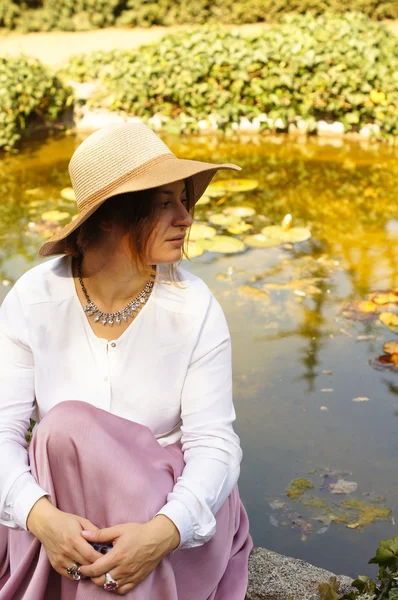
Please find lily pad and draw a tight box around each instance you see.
[243,234,281,248]
[189,223,217,241]
[379,312,398,333]
[261,225,311,243]
[60,187,76,202]
[368,290,398,305]
[185,241,204,258]
[238,285,269,300]
[227,222,253,235]
[196,194,210,206]
[207,235,246,254]
[208,214,240,227]
[384,340,398,354]
[41,210,70,222]
[342,301,379,322]
[223,206,256,218]
[207,179,258,195]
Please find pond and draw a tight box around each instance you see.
[1,131,398,579]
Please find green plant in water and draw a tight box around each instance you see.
[286,478,314,499]
[317,536,398,600]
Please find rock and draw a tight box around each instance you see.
[359,123,381,137]
[75,109,142,131]
[67,80,97,101]
[317,120,345,135]
[247,548,353,600]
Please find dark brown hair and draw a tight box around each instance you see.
[64,178,194,281]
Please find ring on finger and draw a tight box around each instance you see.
[104,572,119,592]
[66,563,81,581]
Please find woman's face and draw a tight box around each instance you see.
[147,180,193,264]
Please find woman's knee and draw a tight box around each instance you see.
[33,401,95,449]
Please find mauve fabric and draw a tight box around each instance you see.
[0,401,252,599]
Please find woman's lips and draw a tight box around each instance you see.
[167,236,185,246]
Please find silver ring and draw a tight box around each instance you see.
[104,572,119,592]
[66,563,81,581]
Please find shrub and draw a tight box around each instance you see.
[1,0,398,31]
[62,12,398,141]
[0,55,73,151]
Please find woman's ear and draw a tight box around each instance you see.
[98,219,113,233]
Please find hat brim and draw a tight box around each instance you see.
[38,156,241,257]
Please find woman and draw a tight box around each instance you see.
[0,123,252,599]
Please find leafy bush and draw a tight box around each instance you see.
[1,0,398,31]
[0,55,73,151]
[62,12,398,141]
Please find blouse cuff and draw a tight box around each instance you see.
[155,498,194,549]
[12,480,49,531]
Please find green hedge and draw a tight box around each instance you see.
[62,12,398,140]
[0,55,73,151]
[1,0,398,32]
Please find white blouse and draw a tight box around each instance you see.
[0,256,242,549]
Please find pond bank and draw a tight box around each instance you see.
[247,548,353,600]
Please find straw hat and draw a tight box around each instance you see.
[39,122,241,257]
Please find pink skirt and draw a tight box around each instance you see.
[0,401,252,599]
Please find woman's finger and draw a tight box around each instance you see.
[79,548,118,578]
[81,525,123,544]
[74,539,103,564]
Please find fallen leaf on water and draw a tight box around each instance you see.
[379,312,398,333]
[269,499,287,511]
[367,290,398,305]
[323,370,333,375]
[342,301,379,322]
[352,397,369,402]
[346,522,360,529]
[320,406,329,411]
[329,479,358,494]
[321,388,334,392]
[384,340,398,354]
[316,526,330,535]
[286,478,314,499]
[238,286,269,300]
[269,515,279,527]
[223,206,256,218]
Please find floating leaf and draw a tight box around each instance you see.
[372,353,398,371]
[227,222,252,235]
[384,341,398,355]
[352,396,370,402]
[341,498,391,527]
[243,234,281,248]
[286,478,314,499]
[185,241,204,258]
[342,301,379,322]
[60,187,76,202]
[208,179,258,194]
[269,499,287,511]
[329,479,358,494]
[207,235,246,254]
[41,210,70,222]
[206,183,229,198]
[379,312,398,333]
[189,223,217,241]
[238,285,269,300]
[261,225,311,243]
[196,194,210,206]
[208,213,240,227]
[223,206,256,218]
[269,515,279,527]
[368,290,398,305]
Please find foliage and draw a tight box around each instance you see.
[318,535,398,600]
[1,0,398,31]
[62,13,398,141]
[0,55,73,151]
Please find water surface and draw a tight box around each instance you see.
[1,132,398,578]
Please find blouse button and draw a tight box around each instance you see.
[111,342,116,348]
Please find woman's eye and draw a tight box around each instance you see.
[181,198,188,206]
[161,201,171,208]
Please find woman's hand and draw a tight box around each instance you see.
[26,497,103,580]
[79,516,180,596]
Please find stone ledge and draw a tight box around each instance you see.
[247,548,353,600]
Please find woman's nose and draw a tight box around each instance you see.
[175,205,193,228]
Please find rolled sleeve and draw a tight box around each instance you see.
[156,295,242,549]
[0,283,48,529]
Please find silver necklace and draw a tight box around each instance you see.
[77,259,154,327]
